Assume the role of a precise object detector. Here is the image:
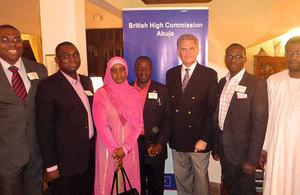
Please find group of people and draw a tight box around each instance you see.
[0,23,299,195]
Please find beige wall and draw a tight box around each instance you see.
[40,0,88,75]
[0,0,41,35]
[85,1,122,29]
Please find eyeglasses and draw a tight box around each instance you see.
[1,37,22,44]
[59,52,80,60]
[225,55,244,60]
[285,50,300,57]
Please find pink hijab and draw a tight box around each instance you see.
[103,56,142,129]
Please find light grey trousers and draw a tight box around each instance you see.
[172,150,210,195]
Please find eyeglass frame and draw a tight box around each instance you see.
[57,52,80,60]
[285,50,300,57]
[1,37,22,44]
[225,54,245,60]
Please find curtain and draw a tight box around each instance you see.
[21,33,43,64]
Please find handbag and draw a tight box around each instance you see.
[110,167,139,195]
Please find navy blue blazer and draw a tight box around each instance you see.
[166,63,218,152]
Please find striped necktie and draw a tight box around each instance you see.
[182,68,190,92]
[8,66,27,101]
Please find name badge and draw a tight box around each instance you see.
[236,85,247,93]
[148,92,158,99]
[237,92,247,99]
[85,90,93,96]
[27,72,39,80]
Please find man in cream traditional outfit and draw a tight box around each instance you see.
[260,36,300,195]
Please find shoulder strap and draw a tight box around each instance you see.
[121,167,133,190]
[110,171,119,195]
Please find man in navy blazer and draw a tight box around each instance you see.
[36,42,95,195]
[0,24,47,195]
[130,56,171,195]
[166,34,218,195]
[212,43,268,194]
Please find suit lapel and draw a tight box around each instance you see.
[214,78,226,123]
[143,80,154,115]
[237,72,250,87]
[174,66,183,95]
[218,78,226,95]
[23,58,40,102]
[79,75,91,91]
[227,72,249,110]
[0,62,22,102]
[79,75,93,106]
[182,63,202,94]
[57,71,86,110]
[0,60,31,102]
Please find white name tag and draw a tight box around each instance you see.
[85,90,93,96]
[27,72,39,80]
[237,92,247,99]
[236,85,247,93]
[148,92,158,99]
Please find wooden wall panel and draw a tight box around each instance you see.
[86,28,123,77]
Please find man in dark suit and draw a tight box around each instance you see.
[0,24,47,195]
[130,56,171,195]
[36,42,95,195]
[212,43,268,194]
[166,34,218,195]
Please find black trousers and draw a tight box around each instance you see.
[50,138,95,195]
[138,136,165,195]
[218,131,256,195]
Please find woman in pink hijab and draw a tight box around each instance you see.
[93,57,143,195]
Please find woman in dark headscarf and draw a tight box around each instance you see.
[93,57,143,195]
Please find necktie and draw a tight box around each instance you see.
[8,66,27,101]
[182,68,190,92]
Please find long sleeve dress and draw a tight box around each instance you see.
[93,87,142,195]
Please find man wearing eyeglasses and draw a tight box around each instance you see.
[0,24,47,195]
[212,43,268,194]
[260,36,300,195]
[35,42,95,195]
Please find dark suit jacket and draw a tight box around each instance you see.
[213,71,268,165]
[130,80,172,163]
[166,63,218,152]
[0,57,47,173]
[36,71,94,177]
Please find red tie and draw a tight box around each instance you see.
[8,66,27,102]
